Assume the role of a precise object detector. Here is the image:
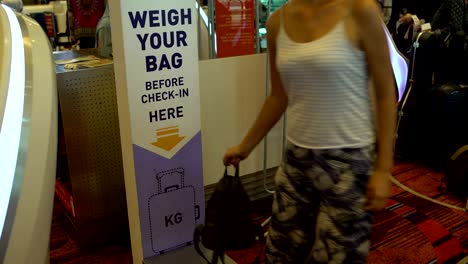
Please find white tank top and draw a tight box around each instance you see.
[276,13,375,149]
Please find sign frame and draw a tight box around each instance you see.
[109,0,205,262]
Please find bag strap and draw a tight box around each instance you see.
[194,225,212,264]
[193,225,227,264]
[211,250,226,264]
[224,165,240,178]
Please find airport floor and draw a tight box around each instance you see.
[49,161,468,264]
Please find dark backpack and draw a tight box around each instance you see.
[194,166,262,264]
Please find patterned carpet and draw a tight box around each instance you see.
[367,161,468,264]
[49,205,133,264]
[50,161,468,264]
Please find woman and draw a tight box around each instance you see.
[396,0,467,34]
[67,0,105,49]
[432,0,468,33]
[95,0,112,58]
[223,0,397,263]
[389,0,441,33]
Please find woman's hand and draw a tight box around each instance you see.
[223,144,249,166]
[365,170,392,211]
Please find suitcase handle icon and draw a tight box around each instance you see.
[164,185,180,193]
[156,167,185,194]
[155,168,200,220]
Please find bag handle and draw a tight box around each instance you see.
[224,165,240,178]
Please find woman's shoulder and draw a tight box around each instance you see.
[264,7,283,46]
[351,0,380,17]
[350,0,383,30]
[266,7,282,35]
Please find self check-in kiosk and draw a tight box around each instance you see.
[0,4,57,264]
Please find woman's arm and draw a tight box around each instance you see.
[223,11,288,166]
[354,0,397,210]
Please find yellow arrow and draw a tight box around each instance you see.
[151,135,185,151]
[151,126,185,151]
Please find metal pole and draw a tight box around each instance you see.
[208,0,216,59]
[262,0,277,194]
[269,0,287,155]
[255,0,261,53]
[281,0,287,155]
[197,0,202,59]
[263,53,274,194]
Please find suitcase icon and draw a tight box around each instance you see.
[148,168,200,254]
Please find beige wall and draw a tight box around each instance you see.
[199,54,284,186]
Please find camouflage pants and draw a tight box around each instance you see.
[265,142,375,264]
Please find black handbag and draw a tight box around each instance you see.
[194,166,262,264]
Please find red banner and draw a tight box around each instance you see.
[215,0,256,58]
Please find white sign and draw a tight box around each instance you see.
[122,6,201,158]
[112,0,204,260]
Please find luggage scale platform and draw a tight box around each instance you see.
[144,244,236,264]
